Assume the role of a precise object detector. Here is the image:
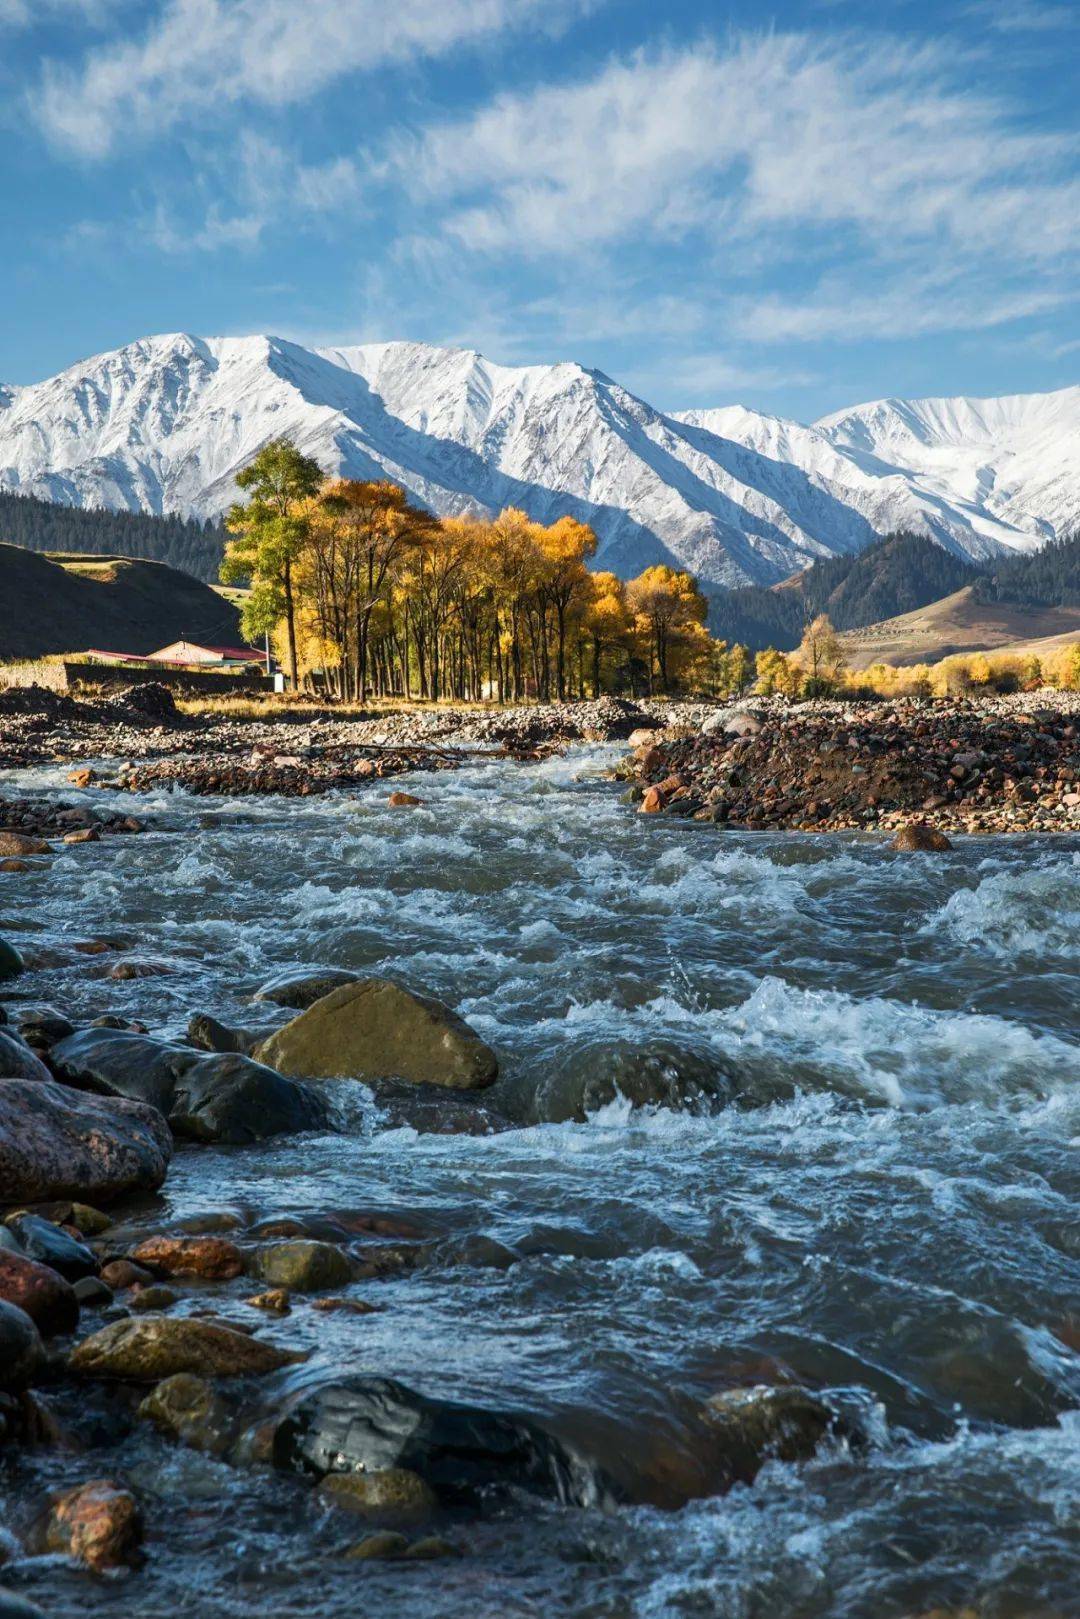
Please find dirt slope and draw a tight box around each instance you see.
[844,585,1080,669]
[0,544,242,661]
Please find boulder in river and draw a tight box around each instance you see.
[320,1467,437,1519]
[130,1235,245,1281]
[252,1240,353,1292]
[0,1299,45,1391]
[0,1250,80,1337]
[71,1315,304,1380]
[527,1043,735,1124]
[138,1372,233,1454]
[253,968,360,1009]
[890,823,954,852]
[0,1080,172,1203]
[702,1385,849,1486]
[255,979,499,1091]
[49,1028,330,1144]
[272,1375,615,1507]
[0,1029,52,1082]
[186,1013,277,1056]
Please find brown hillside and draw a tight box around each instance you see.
[843,585,1080,670]
[0,543,242,661]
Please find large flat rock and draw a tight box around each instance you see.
[0,1080,171,1204]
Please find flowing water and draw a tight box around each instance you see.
[2,747,1079,1618]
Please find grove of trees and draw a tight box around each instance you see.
[222,440,752,701]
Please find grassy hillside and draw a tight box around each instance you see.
[710,533,983,649]
[844,584,1080,670]
[0,490,223,581]
[0,543,242,661]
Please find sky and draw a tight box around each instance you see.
[2,0,1078,420]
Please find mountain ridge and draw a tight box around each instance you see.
[1,333,1076,594]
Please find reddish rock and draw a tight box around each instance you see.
[67,768,97,787]
[107,960,172,981]
[0,858,32,873]
[63,828,100,845]
[639,785,665,814]
[891,823,953,852]
[130,1235,244,1281]
[0,831,50,856]
[44,1479,143,1571]
[387,791,423,807]
[0,1250,79,1337]
[0,1081,172,1204]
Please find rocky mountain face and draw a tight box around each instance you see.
[1,333,1075,592]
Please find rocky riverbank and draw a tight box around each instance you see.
[620,692,1080,837]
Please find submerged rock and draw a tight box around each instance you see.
[891,823,954,852]
[702,1385,849,1486]
[272,1375,615,1507]
[49,1028,329,1144]
[529,1044,735,1124]
[344,1530,410,1560]
[255,978,499,1091]
[0,1250,80,1337]
[186,1013,277,1056]
[0,1081,171,1204]
[71,1315,303,1380]
[138,1372,232,1454]
[253,968,360,1009]
[320,1467,437,1519]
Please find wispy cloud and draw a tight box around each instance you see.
[34,0,588,157]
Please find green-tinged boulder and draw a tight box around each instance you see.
[320,1467,438,1518]
[702,1385,848,1486]
[138,1372,232,1454]
[252,1240,353,1292]
[70,1314,303,1380]
[344,1531,410,1560]
[254,978,498,1091]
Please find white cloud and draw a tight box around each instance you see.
[34,0,585,157]
[736,277,1075,344]
[400,34,1077,266]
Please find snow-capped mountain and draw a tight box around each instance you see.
[0,333,1075,592]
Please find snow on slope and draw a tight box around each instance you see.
[0,333,1075,592]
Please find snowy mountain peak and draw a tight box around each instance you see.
[0,333,1075,591]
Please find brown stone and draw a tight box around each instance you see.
[0,1250,79,1337]
[44,1480,143,1571]
[63,828,100,845]
[107,959,172,980]
[130,1235,244,1281]
[320,1468,438,1518]
[245,1289,291,1315]
[0,858,32,873]
[639,785,665,814]
[101,1259,155,1291]
[0,832,50,856]
[310,1296,379,1315]
[70,1314,303,1380]
[67,768,97,787]
[387,791,422,807]
[890,823,953,852]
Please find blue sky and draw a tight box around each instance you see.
[2,0,1078,419]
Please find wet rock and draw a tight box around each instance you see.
[255,978,499,1091]
[320,1467,438,1518]
[0,938,23,980]
[0,1301,45,1390]
[186,1013,277,1056]
[71,1315,303,1380]
[245,1289,291,1315]
[403,1536,463,1560]
[130,1235,244,1281]
[130,1285,179,1312]
[387,791,422,807]
[42,1479,143,1571]
[0,1080,172,1204]
[344,1530,410,1560]
[11,1008,76,1053]
[890,823,954,852]
[702,1385,847,1486]
[0,1030,51,1082]
[138,1372,232,1454]
[252,1240,352,1292]
[107,959,172,981]
[49,1028,329,1145]
[5,1216,100,1283]
[253,968,360,1010]
[0,833,49,857]
[68,1203,112,1236]
[310,1297,378,1316]
[72,1277,113,1310]
[272,1375,614,1506]
[0,1592,47,1618]
[531,1044,735,1124]
[0,1250,80,1337]
[63,828,100,846]
[101,1260,154,1291]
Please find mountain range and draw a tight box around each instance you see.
[0,333,1076,594]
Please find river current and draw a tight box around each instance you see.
[2,746,1079,1617]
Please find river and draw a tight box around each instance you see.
[2,746,1079,1617]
